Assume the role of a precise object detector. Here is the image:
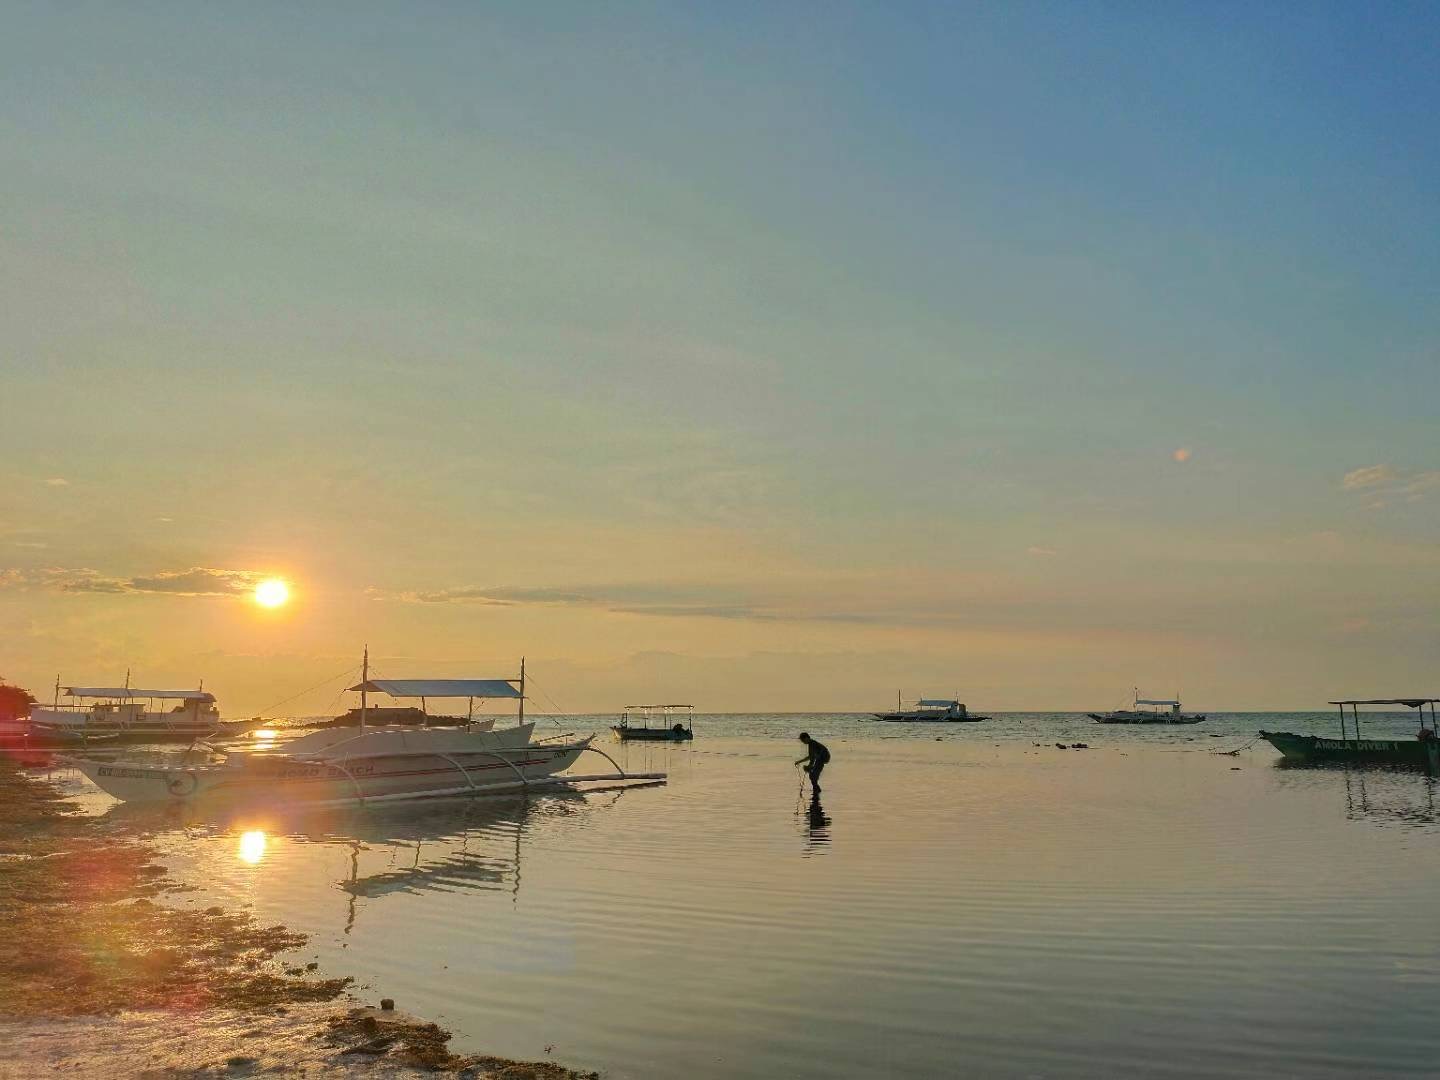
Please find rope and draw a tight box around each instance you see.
[1213,734,1266,756]
[520,675,575,728]
[256,664,361,718]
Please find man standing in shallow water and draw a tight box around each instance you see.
[795,732,830,795]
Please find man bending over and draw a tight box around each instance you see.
[795,732,831,795]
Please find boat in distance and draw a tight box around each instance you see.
[1261,698,1440,773]
[60,655,665,806]
[612,704,695,741]
[875,695,988,722]
[1089,690,1205,725]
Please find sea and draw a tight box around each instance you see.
[50,712,1440,1078]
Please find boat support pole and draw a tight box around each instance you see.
[431,751,529,791]
[328,761,369,805]
[576,745,629,779]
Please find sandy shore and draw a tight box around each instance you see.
[0,757,596,1078]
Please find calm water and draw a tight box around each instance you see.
[54,715,1440,1078]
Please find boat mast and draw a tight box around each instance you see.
[518,657,526,726]
[360,645,369,733]
[53,675,60,709]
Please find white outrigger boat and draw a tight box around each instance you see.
[875,694,989,722]
[30,680,230,744]
[1088,690,1206,725]
[62,653,664,807]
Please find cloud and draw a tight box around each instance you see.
[127,568,264,596]
[1172,448,1191,463]
[43,477,69,487]
[1342,464,1395,490]
[382,579,838,623]
[0,566,266,597]
[1026,546,1057,557]
[409,585,595,605]
[1342,464,1440,505]
[378,580,1043,629]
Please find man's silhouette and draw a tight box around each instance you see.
[795,732,830,795]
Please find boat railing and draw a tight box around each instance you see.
[618,705,694,731]
[1330,698,1439,746]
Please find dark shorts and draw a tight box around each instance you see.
[806,761,826,783]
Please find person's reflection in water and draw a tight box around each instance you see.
[803,793,832,853]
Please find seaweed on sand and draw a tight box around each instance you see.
[0,758,351,1017]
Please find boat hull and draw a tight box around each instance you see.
[65,739,595,805]
[873,714,987,722]
[612,726,693,741]
[31,704,224,744]
[1260,730,1440,771]
[1089,713,1207,725]
[32,724,217,745]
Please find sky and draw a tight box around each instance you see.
[2,2,1437,714]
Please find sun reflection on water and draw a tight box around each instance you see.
[237,830,268,865]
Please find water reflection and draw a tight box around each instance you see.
[800,793,832,854]
[1343,769,1440,826]
[339,805,523,900]
[237,829,268,864]
[68,737,1440,1079]
[100,790,589,936]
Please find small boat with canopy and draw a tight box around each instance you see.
[60,652,665,805]
[875,694,988,722]
[1261,699,1440,773]
[1089,690,1205,725]
[612,704,695,741]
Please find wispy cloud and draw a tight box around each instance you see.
[1027,546,1058,557]
[1342,464,1395,490]
[42,477,69,487]
[1342,463,1440,504]
[375,580,1051,630]
[0,566,266,597]
[381,582,770,620]
[409,585,595,606]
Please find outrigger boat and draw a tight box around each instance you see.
[29,679,236,744]
[875,694,988,722]
[61,653,664,806]
[612,704,694,741]
[314,681,503,729]
[1089,690,1205,725]
[1261,698,1440,774]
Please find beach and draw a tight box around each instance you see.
[0,755,597,1078]
[13,718,1439,1078]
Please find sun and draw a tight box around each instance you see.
[254,578,290,608]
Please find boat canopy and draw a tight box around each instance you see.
[1136,699,1180,707]
[349,679,521,699]
[65,687,214,702]
[917,699,960,707]
[1328,698,1440,707]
